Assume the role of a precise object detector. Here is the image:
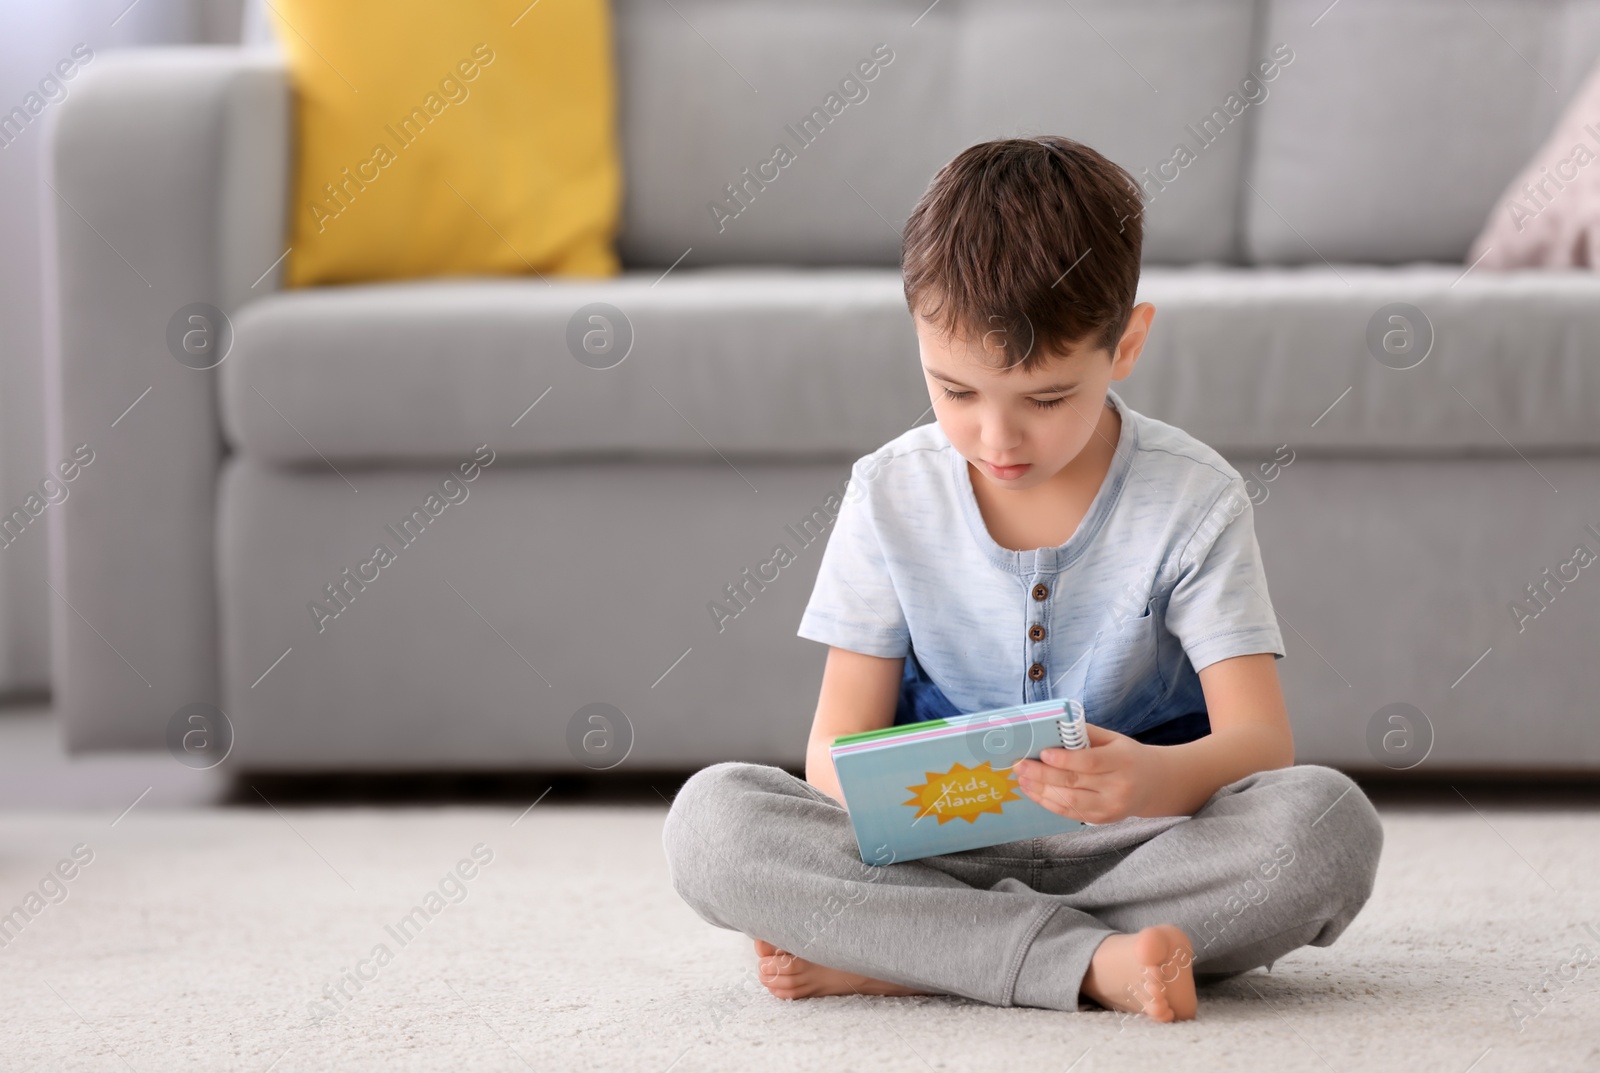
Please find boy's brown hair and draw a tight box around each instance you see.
[900,135,1143,371]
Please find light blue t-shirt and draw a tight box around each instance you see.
[796,387,1286,738]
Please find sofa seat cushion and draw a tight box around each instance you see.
[219,264,1600,465]
[221,268,925,464]
[1122,263,1600,454]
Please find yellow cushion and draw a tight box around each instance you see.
[267,0,620,287]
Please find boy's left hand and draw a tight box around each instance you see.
[1012,723,1166,824]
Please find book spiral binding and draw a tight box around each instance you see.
[1055,699,1088,750]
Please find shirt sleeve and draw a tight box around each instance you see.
[795,458,911,659]
[1163,477,1287,673]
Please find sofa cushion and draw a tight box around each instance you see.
[264,0,621,286]
[1122,263,1600,454]
[219,264,1600,464]
[221,269,926,464]
[610,0,1260,266]
[1244,0,1600,264]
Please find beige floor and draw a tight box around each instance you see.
[2,795,1598,1072]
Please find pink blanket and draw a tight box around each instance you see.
[1468,62,1600,270]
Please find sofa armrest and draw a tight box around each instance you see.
[43,48,289,750]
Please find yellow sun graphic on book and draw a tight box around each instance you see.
[903,761,1021,824]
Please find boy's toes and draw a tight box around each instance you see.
[757,958,811,998]
[762,977,807,999]
[757,948,803,983]
[1140,967,1174,1022]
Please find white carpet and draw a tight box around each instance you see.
[3,802,1598,1071]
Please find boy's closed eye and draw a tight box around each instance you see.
[937,386,1072,410]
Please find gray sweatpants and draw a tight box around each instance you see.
[662,761,1383,1011]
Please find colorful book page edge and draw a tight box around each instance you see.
[830,704,1069,757]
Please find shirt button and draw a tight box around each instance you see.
[1028,662,1045,681]
[1031,583,1048,601]
[1028,624,1046,642]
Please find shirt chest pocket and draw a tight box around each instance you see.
[1083,598,1165,733]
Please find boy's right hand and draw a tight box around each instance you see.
[1013,723,1166,824]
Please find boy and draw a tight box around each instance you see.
[662,136,1382,1021]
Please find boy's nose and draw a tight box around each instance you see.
[979,419,1023,454]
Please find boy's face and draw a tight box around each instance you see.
[915,303,1154,492]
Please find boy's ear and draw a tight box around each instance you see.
[1110,302,1155,380]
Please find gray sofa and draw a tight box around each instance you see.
[45,0,1600,772]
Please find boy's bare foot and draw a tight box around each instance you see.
[752,938,934,1000]
[1079,925,1197,1022]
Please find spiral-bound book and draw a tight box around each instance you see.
[830,698,1091,865]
